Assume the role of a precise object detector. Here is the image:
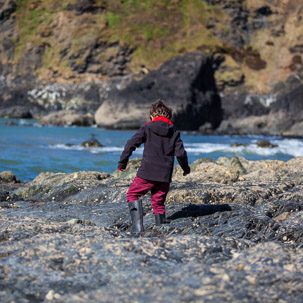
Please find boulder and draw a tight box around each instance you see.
[0,105,32,119]
[0,86,45,118]
[256,140,278,148]
[216,109,303,137]
[284,121,303,138]
[39,110,95,126]
[231,142,248,147]
[15,170,111,201]
[112,158,142,179]
[0,171,19,183]
[95,52,223,130]
[81,134,103,147]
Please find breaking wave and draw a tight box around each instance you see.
[184,139,303,157]
[49,138,303,158]
[49,144,144,154]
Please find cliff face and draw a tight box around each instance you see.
[0,0,303,133]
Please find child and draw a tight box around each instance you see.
[118,99,190,233]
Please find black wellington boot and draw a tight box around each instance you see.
[128,200,144,233]
[155,213,171,226]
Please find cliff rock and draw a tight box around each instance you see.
[95,53,222,130]
[1,0,303,134]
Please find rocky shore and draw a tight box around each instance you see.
[2,156,303,302]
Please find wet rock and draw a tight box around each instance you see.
[15,170,111,201]
[167,203,232,219]
[81,134,103,147]
[0,171,19,183]
[231,142,248,147]
[256,140,278,148]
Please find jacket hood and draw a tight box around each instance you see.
[145,117,175,137]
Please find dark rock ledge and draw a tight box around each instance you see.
[1,156,303,302]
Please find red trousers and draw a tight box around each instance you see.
[127,176,170,214]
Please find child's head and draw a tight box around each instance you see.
[150,99,172,120]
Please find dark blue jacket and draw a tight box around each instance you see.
[118,117,190,182]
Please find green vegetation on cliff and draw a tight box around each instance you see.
[3,0,302,93]
[103,0,224,71]
[14,0,225,77]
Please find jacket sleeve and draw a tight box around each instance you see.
[174,132,190,174]
[118,127,146,169]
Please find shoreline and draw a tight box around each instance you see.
[3,117,303,139]
[3,119,303,182]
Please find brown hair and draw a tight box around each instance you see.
[150,99,172,119]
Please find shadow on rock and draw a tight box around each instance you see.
[168,203,232,220]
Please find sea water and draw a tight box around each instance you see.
[1,118,303,182]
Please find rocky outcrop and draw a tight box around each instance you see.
[0,105,33,119]
[95,53,223,130]
[214,1,303,137]
[81,134,103,147]
[38,110,95,127]
[0,171,19,183]
[2,157,303,302]
[0,85,44,118]
[0,82,107,119]
[217,70,303,137]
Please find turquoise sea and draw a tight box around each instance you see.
[1,118,303,182]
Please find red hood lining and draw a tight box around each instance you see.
[144,116,173,125]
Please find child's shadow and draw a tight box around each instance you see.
[167,203,232,220]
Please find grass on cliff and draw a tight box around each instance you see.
[103,0,225,72]
[14,0,54,60]
[14,0,226,76]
